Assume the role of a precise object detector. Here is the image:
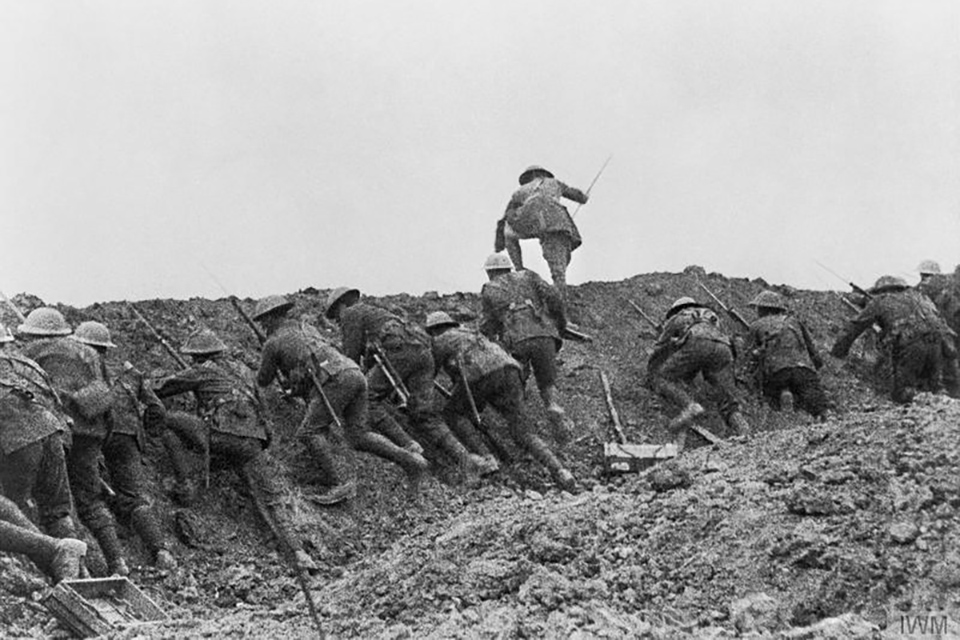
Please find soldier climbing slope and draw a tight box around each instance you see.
[425,312,576,492]
[0,494,87,584]
[645,297,749,450]
[831,275,959,402]
[325,287,493,483]
[744,291,828,418]
[20,308,130,577]
[0,322,80,544]
[479,253,575,444]
[73,321,177,570]
[153,328,316,571]
[495,165,588,299]
[254,295,428,501]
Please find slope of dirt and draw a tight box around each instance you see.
[1,269,955,638]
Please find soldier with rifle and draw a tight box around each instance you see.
[0,322,81,546]
[479,253,575,444]
[152,327,317,571]
[425,312,576,492]
[19,308,131,576]
[831,275,959,403]
[72,321,177,570]
[253,295,428,501]
[325,287,493,483]
[645,297,749,449]
[744,291,828,418]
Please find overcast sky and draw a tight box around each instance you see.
[2,0,958,305]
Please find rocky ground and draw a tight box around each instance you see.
[2,268,958,638]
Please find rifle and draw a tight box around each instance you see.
[230,296,267,346]
[628,299,662,333]
[571,154,612,219]
[370,343,410,409]
[453,355,512,464]
[834,292,863,315]
[696,282,750,331]
[814,260,873,300]
[0,290,26,323]
[306,352,344,431]
[561,326,593,342]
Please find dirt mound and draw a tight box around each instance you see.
[1,270,955,638]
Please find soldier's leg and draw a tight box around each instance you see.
[514,337,571,443]
[540,232,571,298]
[702,343,749,434]
[34,433,78,538]
[161,412,206,504]
[0,496,86,584]
[0,442,43,519]
[299,392,353,495]
[67,435,128,576]
[441,383,492,457]
[103,434,175,568]
[369,403,418,450]
[503,223,524,270]
[942,336,960,398]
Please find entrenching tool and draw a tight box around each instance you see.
[598,369,676,474]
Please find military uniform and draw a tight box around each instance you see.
[832,284,959,403]
[646,302,748,435]
[495,166,588,295]
[746,312,828,417]
[480,267,573,439]
[430,320,574,490]
[257,318,426,493]
[336,301,479,473]
[154,348,308,563]
[105,364,174,565]
[0,351,77,539]
[0,494,86,583]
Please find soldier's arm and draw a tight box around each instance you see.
[559,181,589,204]
[479,294,503,340]
[504,189,524,214]
[340,307,366,364]
[256,342,279,388]
[153,368,201,399]
[830,305,877,358]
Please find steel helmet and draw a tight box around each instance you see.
[324,287,360,319]
[483,252,514,271]
[252,295,294,321]
[666,296,699,319]
[17,307,72,337]
[871,275,909,294]
[72,321,116,348]
[181,328,226,355]
[424,311,459,333]
[0,323,13,343]
[917,260,941,276]
[518,165,554,185]
[749,291,786,311]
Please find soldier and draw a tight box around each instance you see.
[324,287,493,482]
[19,308,130,576]
[831,275,960,403]
[153,328,315,570]
[646,297,749,449]
[253,295,428,501]
[0,322,79,542]
[0,494,87,583]
[72,322,177,570]
[494,165,588,297]
[479,253,574,443]
[425,312,576,492]
[745,291,828,418]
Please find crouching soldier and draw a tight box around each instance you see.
[153,329,315,570]
[480,253,574,443]
[745,291,829,418]
[0,494,87,583]
[325,287,491,483]
[71,321,177,570]
[425,312,576,492]
[20,308,130,576]
[0,322,79,543]
[831,275,959,403]
[646,297,749,449]
[253,295,428,501]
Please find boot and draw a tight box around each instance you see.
[51,538,88,583]
[546,406,573,446]
[294,549,318,573]
[470,454,499,477]
[727,411,750,437]
[305,482,356,506]
[358,433,429,496]
[46,515,78,540]
[305,435,354,501]
[524,435,573,491]
[91,523,129,577]
[779,390,794,413]
[669,402,704,432]
[435,431,481,486]
[130,506,176,569]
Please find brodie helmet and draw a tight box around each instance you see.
[324,287,360,319]
[17,307,72,337]
[72,321,116,348]
[518,165,554,185]
[252,295,294,321]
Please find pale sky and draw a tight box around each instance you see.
[2,0,958,305]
